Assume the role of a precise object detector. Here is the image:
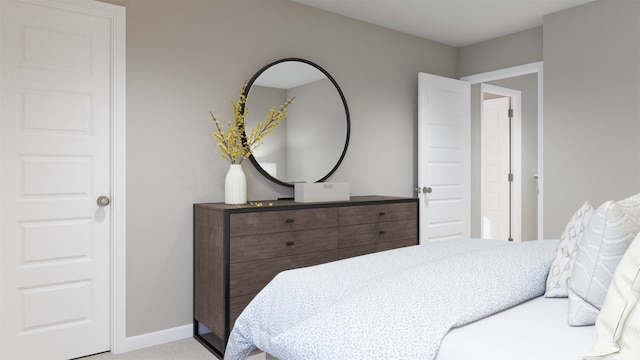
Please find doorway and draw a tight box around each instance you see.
[461,62,542,241]
[480,85,521,241]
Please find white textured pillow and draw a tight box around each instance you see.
[545,201,593,297]
[567,199,640,326]
[621,192,640,204]
[583,232,640,359]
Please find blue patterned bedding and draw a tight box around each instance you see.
[224,238,559,360]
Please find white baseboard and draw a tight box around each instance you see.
[116,324,193,354]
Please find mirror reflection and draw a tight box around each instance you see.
[244,59,350,187]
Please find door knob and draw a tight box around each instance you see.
[423,187,432,194]
[97,196,110,207]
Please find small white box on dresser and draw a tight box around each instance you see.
[294,182,350,203]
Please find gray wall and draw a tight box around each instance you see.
[459,27,543,77]
[102,0,457,337]
[543,0,640,237]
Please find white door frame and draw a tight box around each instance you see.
[461,61,543,239]
[108,1,127,354]
[82,0,130,354]
[480,84,522,241]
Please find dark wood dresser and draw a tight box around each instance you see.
[193,195,418,357]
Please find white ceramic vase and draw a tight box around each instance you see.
[225,164,247,205]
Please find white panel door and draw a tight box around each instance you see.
[481,96,511,240]
[1,0,115,358]
[418,73,470,242]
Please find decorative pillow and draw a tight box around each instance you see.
[621,192,640,204]
[545,201,593,297]
[583,232,640,359]
[567,199,640,326]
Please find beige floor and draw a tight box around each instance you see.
[82,338,266,360]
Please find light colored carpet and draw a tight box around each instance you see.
[82,338,266,360]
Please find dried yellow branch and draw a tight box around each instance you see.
[210,83,294,164]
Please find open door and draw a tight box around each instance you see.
[418,73,470,243]
[480,84,522,242]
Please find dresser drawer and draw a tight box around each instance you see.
[230,208,338,236]
[339,202,416,226]
[230,227,339,263]
[339,239,417,259]
[229,249,339,297]
[339,219,417,247]
[230,294,254,330]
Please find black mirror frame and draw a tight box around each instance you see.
[243,58,351,187]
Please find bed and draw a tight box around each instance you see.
[223,239,569,359]
[223,195,640,360]
[437,296,596,360]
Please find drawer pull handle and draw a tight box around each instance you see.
[378,212,386,216]
[285,218,295,224]
[379,230,386,235]
[286,241,295,246]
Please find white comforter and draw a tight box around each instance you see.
[224,238,559,360]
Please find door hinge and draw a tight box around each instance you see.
[508,108,514,118]
[508,173,514,182]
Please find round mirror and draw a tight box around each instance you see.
[244,58,350,187]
